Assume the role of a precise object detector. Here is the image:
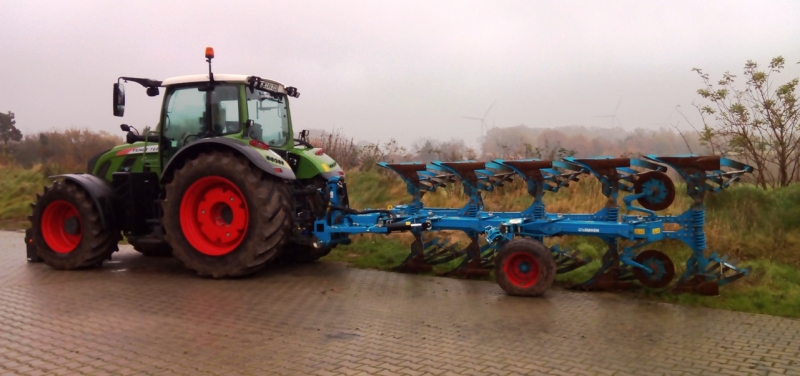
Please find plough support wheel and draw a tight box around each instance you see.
[633,171,675,212]
[631,249,675,288]
[494,238,556,297]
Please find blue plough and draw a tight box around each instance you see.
[309,154,753,297]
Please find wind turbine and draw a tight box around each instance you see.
[594,96,624,128]
[463,100,497,138]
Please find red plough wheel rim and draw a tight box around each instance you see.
[503,252,540,288]
[180,176,249,256]
[41,200,82,253]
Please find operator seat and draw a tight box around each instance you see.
[248,122,263,140]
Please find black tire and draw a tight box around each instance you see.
[161,150,293,278]
[29,180,120,269]
[494,237,556,297]
[129,240,173,257]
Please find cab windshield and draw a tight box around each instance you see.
[246,89,289,147]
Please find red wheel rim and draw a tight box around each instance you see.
[179,176,249,256]
[41,200,82,253]
[503,252,540,288]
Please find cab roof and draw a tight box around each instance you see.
[160,74,288,93]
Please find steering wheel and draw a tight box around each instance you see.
[183,133,203,146]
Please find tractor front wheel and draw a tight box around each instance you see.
[29,180,120,269]
[161,150,293,278]
[494,238,556,297]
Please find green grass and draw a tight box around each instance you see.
[660,259,800,318]
[0,165,48,229]
[326,235,412,270]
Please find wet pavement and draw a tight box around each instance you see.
[0,230,798,375]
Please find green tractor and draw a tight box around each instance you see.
[25,47,348,278]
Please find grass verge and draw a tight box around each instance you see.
[0,164,48,230]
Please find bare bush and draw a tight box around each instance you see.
[308,128,361,169]
[9,128,123,174]
[308,128,413,171]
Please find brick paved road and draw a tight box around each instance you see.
[0,230,798,375]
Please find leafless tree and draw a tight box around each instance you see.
[692,56,800,188]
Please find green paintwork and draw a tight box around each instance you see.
[90,82,343,184]
[294,147,342,180]
[89,140,162,181]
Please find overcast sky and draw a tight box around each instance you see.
[3,0,799,150]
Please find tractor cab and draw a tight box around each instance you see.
[107,47,342,183]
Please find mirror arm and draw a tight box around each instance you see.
[119,76,163,89]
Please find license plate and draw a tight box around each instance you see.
[256,80,280,92]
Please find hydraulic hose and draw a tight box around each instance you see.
[326,206,397,226]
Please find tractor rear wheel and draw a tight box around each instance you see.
[494,237,556,297]
[161,150,293,278]
[29,180,120,269]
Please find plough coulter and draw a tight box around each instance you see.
[311,154,754,297]
[25,49,753,299]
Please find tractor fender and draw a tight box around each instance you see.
[49,174,118,230]
[160,137,296,184]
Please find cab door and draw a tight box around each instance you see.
[160,84,243,166]
[160,85,208,164]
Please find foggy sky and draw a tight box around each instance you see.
[2,0,799,150]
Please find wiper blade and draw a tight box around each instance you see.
[260,97,282,103]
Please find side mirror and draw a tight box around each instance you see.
[113,83,125,117]
[146,87,160,97]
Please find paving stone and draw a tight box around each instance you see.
[0,231,798,376]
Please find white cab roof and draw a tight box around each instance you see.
[161,74,287,93]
